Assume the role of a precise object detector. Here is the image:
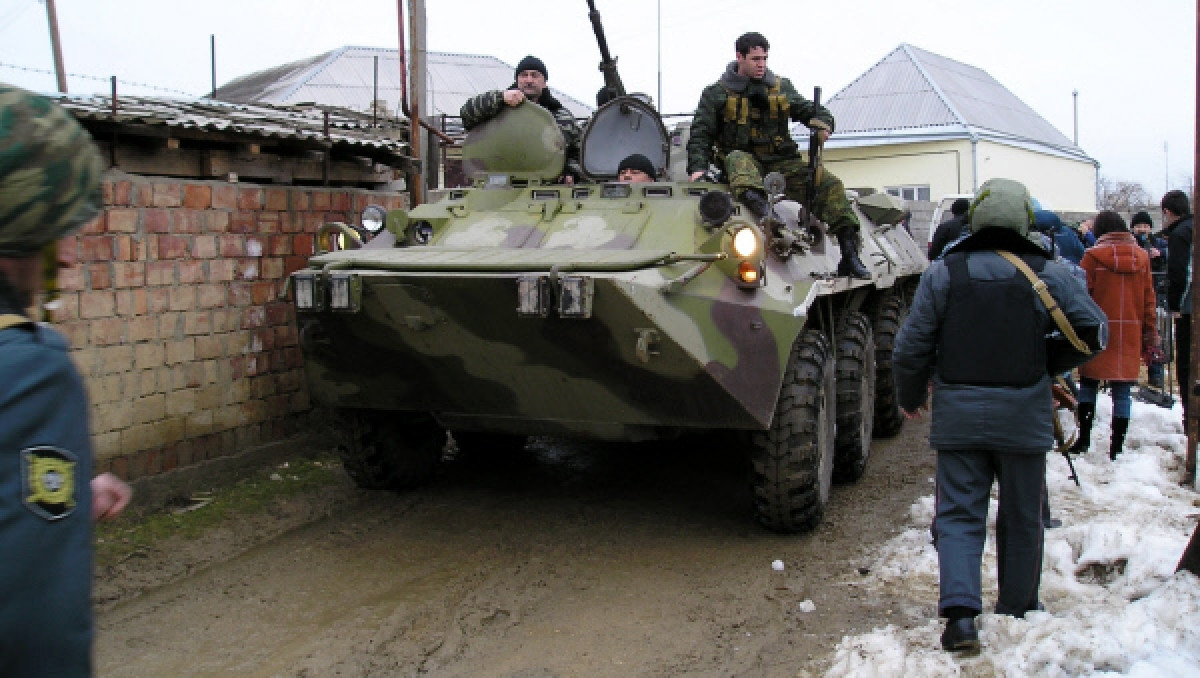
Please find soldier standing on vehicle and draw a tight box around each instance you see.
[892,178,1106,653]
[0,83,133,677]
[460,55,582,184]
[686,31,870,279]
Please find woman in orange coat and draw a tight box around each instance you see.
[1075,210,1160,459]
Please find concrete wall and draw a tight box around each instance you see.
[975,141,1097,213]
[55,172,406,480]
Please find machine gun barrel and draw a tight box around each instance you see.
[586,0,626,102]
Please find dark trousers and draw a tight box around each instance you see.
[1177,315,1191,417]
[934,449,1046,617]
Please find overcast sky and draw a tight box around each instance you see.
[0,0,1194,201]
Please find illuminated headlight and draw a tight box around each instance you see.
[517,276,550,317]
[558,276,594,318]
[361,205,388,234]
[293,272,318,311]
[732,227,759,258]
[738,261,763,285]
[328,273,361,312]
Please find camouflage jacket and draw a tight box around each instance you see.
[686,63,835,174]
[460,86,582,180]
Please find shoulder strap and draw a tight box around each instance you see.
[996,250,1091,355]
[0,313,33,333]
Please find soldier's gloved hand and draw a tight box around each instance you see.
[807,118,831,143]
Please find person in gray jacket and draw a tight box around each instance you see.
[893,178,1107,654]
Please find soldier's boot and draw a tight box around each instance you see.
[1070,402,1095,454]
[835,229,871,279]
[740,188,772,221]
[1110,416,1130,461]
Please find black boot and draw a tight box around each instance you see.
[1110,416,1130,460]
[740,188,771,221]
[836,229,871,279]
[1070,402,1094,454]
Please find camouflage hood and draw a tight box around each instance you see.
[967,178,1035,238]
[0,83,103,257]
[718,62,779,93]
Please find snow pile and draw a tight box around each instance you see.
[826,399,1200,677]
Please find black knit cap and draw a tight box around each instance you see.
[515,55,548,81]
[617,153,656,178]
[1131,210,1154,228]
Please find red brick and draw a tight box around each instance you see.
[183,184,212,209]
[274,323,297,347]
[293,233,315,256]
[106,208,137,233]
[143,208,170,234]
[90,317,125,346]
[79,291,116,318]
[192,235,217,259]
[261,257,284,280]
[236,259,260,281]
[158,235,189,259]
[132,182,154,207]
[88,264,112,289]
[81,236,113,262]
[146,262,176,286]
[257,213,281,234]
[283,256,307,276]
[57,237,79,266]
[255,328,276,351]
[311,191,331,210]
[290,191,310,211]
[170,287,197,311]
[219,235,243,257]
[251,282,275,305]
[205,211,230,233]
[197,284,227,309]
[231,211,256,234]
[265,188,288,211]
[209,259,235,282]
[195,334,225,360]
[58,266,84,292]
[265,302,291,327]
[278,213,299,233]
[212,184,237,209]
[113,262,145,288]
[241,307,266,329]
[267,234,292,256]
[51,292,79,322]
[228,283,252,307]
[146,289,170,314]
[152,183,183,208]
[174,209,204,234]
[108,180,133,207]
[184,311,213,335]
[128,316,157,342]
[178,260,205,284]
[330,192,351,211]
[113,235,145,262]
[116,289,148,316]
[238,187,263,210]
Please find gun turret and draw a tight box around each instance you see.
[587,0,626,106]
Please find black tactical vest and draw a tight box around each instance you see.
[937,251,1047,387]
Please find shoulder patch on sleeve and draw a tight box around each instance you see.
[21,446,78,520]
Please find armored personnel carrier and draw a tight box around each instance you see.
[291,90,926,533]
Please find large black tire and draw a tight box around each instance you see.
[750,328,836,534]
[449,431,530,466]
[338,411,447,491]
[872,292,907,438]
[833,311,876,482]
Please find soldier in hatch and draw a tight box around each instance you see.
[460,55,582,184]
[686,32,870,278]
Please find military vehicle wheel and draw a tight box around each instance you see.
[338,411,447,491]
[872,293,907,438]
[750,328,836,533]
[450,431,529,459]
[833,311,876,482]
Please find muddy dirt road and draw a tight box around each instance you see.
[95,420,936,678]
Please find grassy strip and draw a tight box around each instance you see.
[94,456,344,569]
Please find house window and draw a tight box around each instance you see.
[885,185,930,202]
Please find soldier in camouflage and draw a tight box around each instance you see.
[460,55,582,184]
[687,32,870,278]
[0,83,132,677]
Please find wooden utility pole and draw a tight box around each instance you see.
[45,0,68,93]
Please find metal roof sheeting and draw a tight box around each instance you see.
[213,46,594,134]
[823,44,1091,162]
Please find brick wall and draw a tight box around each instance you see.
[53,171,407,480]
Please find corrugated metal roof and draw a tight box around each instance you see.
[53,94,410,159]
[214,46,594,137]
[823,44,1091,161]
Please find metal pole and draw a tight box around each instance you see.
[45,0,67,93]
[1072,89,1078,145]
[210,35,217,97]
[373,55,379,128]
[1188,0,1199,487]
[657,0,662,111]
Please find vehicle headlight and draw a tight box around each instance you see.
[328,273,362,312]
[293,272,321,311]
[732,227,759,258]
[361,205,388,234]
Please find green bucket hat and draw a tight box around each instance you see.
[967,178,1035,237]
[0,83,103,257]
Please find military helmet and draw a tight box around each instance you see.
[967,177,1035,237]
[0,83,103,257]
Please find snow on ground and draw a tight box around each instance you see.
[826,398,1200,677]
